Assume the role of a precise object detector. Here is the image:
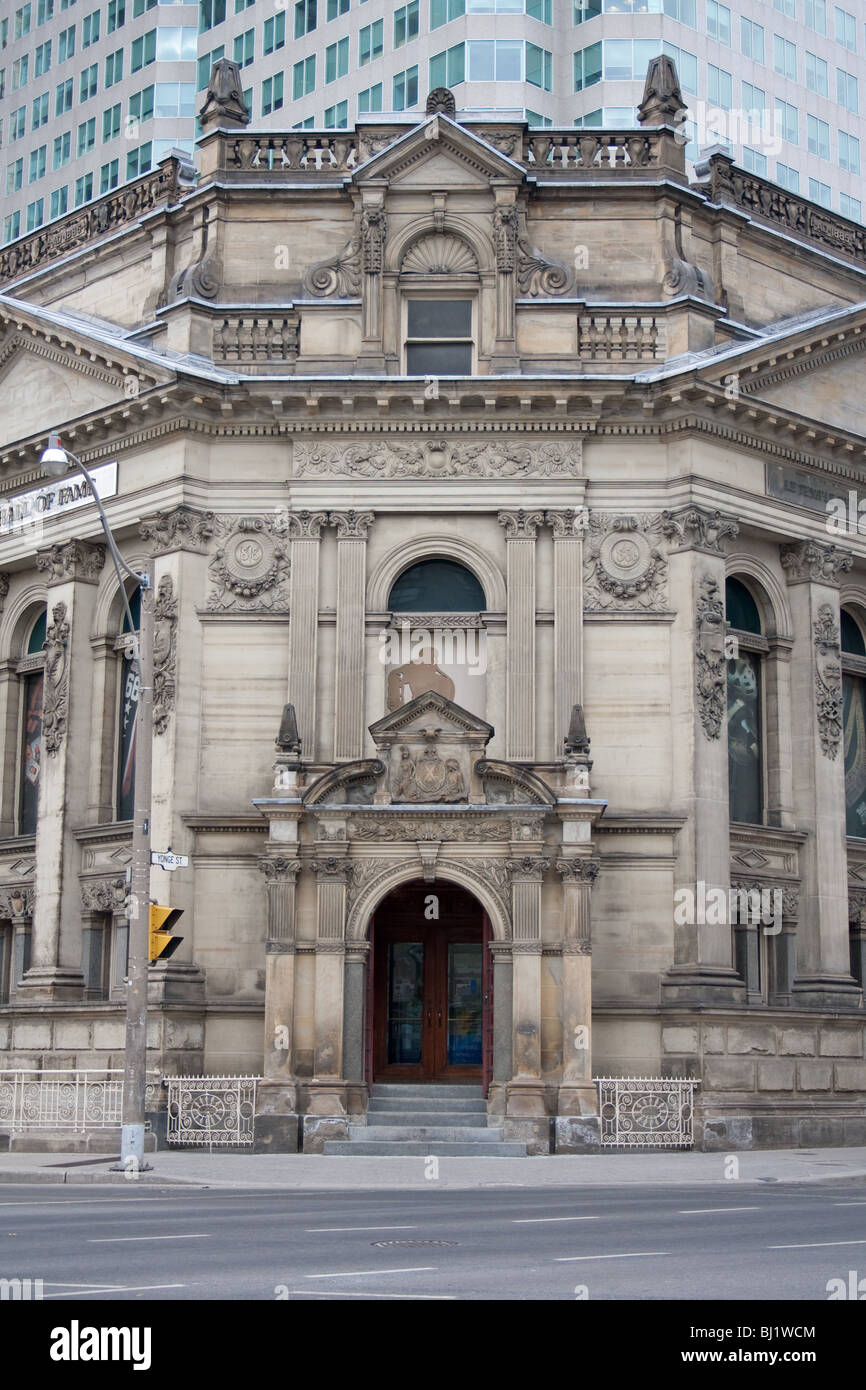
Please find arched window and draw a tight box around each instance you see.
[400,233,479,374]
[18,608,47,837]
[115,584,141,823]
[388,559,486,613]
[841,607,866,838]
[726,577,766,825]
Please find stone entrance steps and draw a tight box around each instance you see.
[322,1083,527,1156]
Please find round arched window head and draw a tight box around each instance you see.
[388,559,486,612]
[25,609,47,655]
[726,577,762,634]
[841,608,866,656]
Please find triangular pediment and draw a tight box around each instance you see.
[369,689,494,741]
[750,348,866,438]
[0,340,126,449]
[354,114,526,189]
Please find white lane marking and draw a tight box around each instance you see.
[0,1198,186,1207]
[513,1216,600,1224]
[87,1233,211,1243]
[555,1252,669,1262]
[306,1225,419,1233]
[769,1239,866,1250]
[833,1201,866,1206]
[678,1207,762,1214]
[305,1266,437,1279]
[290,1290,455,1300]
[44,1284,187,1298]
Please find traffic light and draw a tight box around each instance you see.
[148,905,184,963]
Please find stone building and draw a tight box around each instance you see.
[0,61,865,1152]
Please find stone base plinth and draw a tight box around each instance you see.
[15,966,86,1002]
[505,1078,547,1118]
[147,962,207,1005]
[502,1117,550,1154]
[556,1084,598,1117]
[302,1114,349,1153]
[790,976,863,1011]
[553,1115,601,1152]
[254,1114,300,1152]
[660,965,747,1007]
[305,1079,347,1116]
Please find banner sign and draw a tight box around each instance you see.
[0,460,118,537]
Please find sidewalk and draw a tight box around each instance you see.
[0,1146,864,1189]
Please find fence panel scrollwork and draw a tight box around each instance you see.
[165,1075,259,1147]
[596,1077,698,1148]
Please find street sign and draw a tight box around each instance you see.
[150,851,189,871]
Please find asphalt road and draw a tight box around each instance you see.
[1,1180,865,1302]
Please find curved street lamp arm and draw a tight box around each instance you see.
[61,449,147,655]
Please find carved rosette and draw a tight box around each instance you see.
[152,575,177,737]
[43,601,70,756]
[695,574,726,740]
[813,604,843,758]
[780,540,853,588]
[498,509,545,540]
[330,510,374,540]
[584,513,669,611]
[35,539,105,586]
[303,238,362,297]
[294,438,582,480]
[140,505,216,555]
[661,507,739,554]
[207,515,291,611]
[80,876,126,913]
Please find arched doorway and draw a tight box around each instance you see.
[365,881,492,1087]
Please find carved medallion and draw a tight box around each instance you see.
[584,513,669,611]
[207,515,290,611]
[391,745,467,803]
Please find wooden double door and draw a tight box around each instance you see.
[369,883,490,1084]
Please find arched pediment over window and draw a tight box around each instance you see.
[400,232,479,277]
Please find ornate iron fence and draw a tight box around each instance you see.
[596,1077,699,1148]
[165,1076,259,1147]
[0,1070,159,1132]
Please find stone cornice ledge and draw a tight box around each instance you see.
[595,814,687,835]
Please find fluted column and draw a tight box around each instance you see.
[286,511,327,761]
[331,510,373,762]
[546,509,584,757]
[20,540,104,1000]
[781,540,861,1008]
[556,857,599,1116]
[259,855,302,1099]
[506,852,549,1117]
[308,854,351,1115]
[499,510,543,761]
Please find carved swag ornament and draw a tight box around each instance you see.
[295,437,582,479]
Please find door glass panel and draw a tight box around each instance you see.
[447,942,482,1065]
[387,941,424,1064]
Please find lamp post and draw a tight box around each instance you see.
[39,433,153,1172]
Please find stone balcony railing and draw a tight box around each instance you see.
[576,311,666,363]
[211,311,300,367]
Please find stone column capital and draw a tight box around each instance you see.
[498,509,545,540]
[509,855,550,883]
[556,857,600,883]
[258,855,302,882]
[661,505,739,554]
[35,539,105,586]
[286,510,328,539]
[780,539,853,587]
[311,855,352,882]
[139,505,216,554]
[545,508,588,540]
[330,509,374,540]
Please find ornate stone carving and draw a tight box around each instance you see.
[199,56,250,130]
[311,856,352,881]
[516,238,573,296]
[584,512,669,611]
[637,53,687,126]
[258,856,302,881]
[545,509,588,540]
[731,878,799,920]
[361,207,387,275]
[35,539,105,586]
[303,238,362,297]
[813,604,843,758]
[391,745,467,803]
[43,601,70,756]
[695,574,726,740]
[556,858,600,883]
[347,856,394,914]
[295,437,582,480]
[265,940,294,955]
[498,508,545,539]
[662,257,713,300]
[564,705,591,756]
[207,515,290,611]
[152,575,177,737]
[661,506,739,554]
[494,206,519,273]
[276,704,302,754]
[780,540,853,587]
[285,509,328,539]
[347,815,521,842]
[0,885,34,917]
[426,87,457,118]
[0,572,9,615]
[402,233,477,275]
[166,256,220,302]
[80,876,126,912]
[140,505,216,555]
[510,855,550,882]
[330,509,374,540]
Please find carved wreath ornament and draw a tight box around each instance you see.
[584,513,669,611]
[207,515,290,611]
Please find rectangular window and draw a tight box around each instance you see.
[129,84,155,122]
[358,81,382,112]
[806,51,828,96]
[805,0,827,33]
[776,161,798,192]
[292,53,316,98]
[394,0,419,47]
[103,101,121,140]
[58,24,75,59]
[12,56,29,91]
[837,68,858,114]
[706,0,730,45]
[294,0,317,37]
[773,0,795,12]
[77,115,95,153]
[107,0,125,31]
[406,299,472,375]
[32,92,50,127]
[233,28,254,66]
[34,40,51,76]
[126,141,151,178]
[327,0,350,15]
[839,128,860,173]
[807,113,830,158]
[324,98,348,126]
[82,8,100,44]
[80,62,97,99]
[131,30,156,70]
[774,98,798,144]
[10,107,27,141]
[6,157,23,193]
[53,129,70,167]
[29,146,46,183]
[261,71,283,114]
[37,0,54,22]
[4,213,22,243]
[742,81,766,130]
[573,42,601,91]
[75,172,93,204]
[742,146,767,176]
[199,0,225,28]
[430,0,464,27]
[393,63,418,109]
[525,0,552,22]
[197,45,223,91]
[773,35,797,80]
[325,36,349,82]
[105,49,123,86]
[525,41,551,89]
[834,6,856,51]
[133,0,157,12]
[100,159,118,194]
[26,197,44,232]
[809,176,831,207]
[264,12,285,53]
[155,26,196,59]
[429,41,464,87]
[50,184,68,218]
[662,43,697,95]
[359,18,384,65]
[840,192,861,220]
[292,116,315,129]
[740,17,764,65]
[14,6,32,41]
[708,63,732,110]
